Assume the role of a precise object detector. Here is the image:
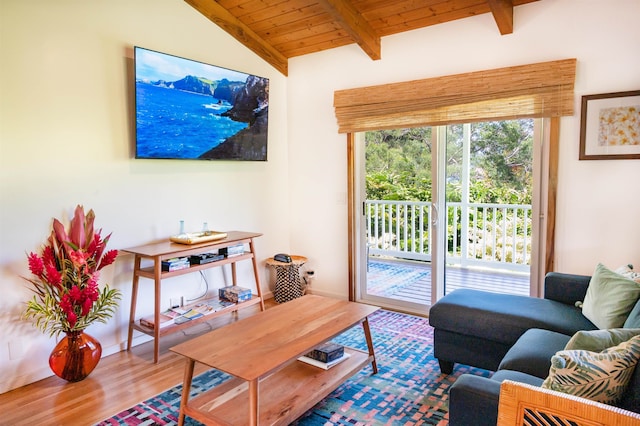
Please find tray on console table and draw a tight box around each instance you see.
[170,294,379,426]
[122,231,264,363]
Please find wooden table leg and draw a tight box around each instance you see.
[177,358,195,426]
[153,256,162,363]
[248,379,259,425]
[127,255,141,351]
[362,317,378,374]
[231,262,237,285]
[249,238,265,311]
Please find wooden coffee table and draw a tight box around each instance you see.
[170,294,379,425]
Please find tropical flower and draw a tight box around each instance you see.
[23,205,121,337]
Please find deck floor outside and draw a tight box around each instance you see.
[367,258,530,306]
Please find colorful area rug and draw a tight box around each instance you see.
[96,310,489,426]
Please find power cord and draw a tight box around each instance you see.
[185,270,210,302]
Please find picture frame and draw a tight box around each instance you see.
[579,90,640,160]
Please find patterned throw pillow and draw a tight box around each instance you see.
[541,335,640,404]
[615,264,640,283]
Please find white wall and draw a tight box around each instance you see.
[287,0,640,298]
[0,0,289,393]
[1,0,639,394]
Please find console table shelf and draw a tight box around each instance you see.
[131,295,263,337]
[136,252,254,280]
[123,231,264,363]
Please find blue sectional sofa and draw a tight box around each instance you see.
[430,273,596,373]
[429,272,640,425]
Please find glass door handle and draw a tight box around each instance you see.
[431,204,438,227]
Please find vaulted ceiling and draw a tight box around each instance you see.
[185,0,539,76]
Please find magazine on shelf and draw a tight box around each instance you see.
[170,306,190,315]
[195,298,235,313]
[139,297,236,328]
[298,352,351,370]
[164,309,184,318]
[172,298,235,317]
[181,308,204,320]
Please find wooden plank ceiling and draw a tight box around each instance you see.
[185,0,539,75]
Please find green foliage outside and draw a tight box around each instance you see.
[365,120,533,204]
[365,120,534,264]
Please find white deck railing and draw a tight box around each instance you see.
[366,200,532,273]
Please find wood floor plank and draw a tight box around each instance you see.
[2,263,531,424]
[0,302,271,425]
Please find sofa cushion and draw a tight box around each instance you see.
[491,370,545,387]
[565,328,640,351]
[541,335,640,404]
[429,289,596,346]
[618,354,640,413]
[581,263,640,329]
[449,374,502,426]
[624,299,640,328]
[543,272,591,305]
[498,329,571,378]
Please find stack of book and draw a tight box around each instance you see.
[219,244,244,257]
[139,310,181,329]
[218,285,252,303]
[298,342,350,369]
[161,257,190,272]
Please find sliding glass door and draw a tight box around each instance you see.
[358,127,435,313]
[354,119,545,314]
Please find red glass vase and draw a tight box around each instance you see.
[49,331,102,382]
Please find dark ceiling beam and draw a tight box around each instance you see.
[319,0,381,60]
[487,0,514,35]
[184,0,289,75]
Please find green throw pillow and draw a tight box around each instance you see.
[565,328,640,351]
[581,263,640,329]
[541,334,640,404]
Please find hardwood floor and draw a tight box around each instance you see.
[2,264,530,425]
[0,301,274,425]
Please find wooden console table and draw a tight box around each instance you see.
[123,231,264,363]
[170,294,379,425]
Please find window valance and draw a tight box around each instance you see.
[333,58,576,133]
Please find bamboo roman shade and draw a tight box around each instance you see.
[334,59,576,133]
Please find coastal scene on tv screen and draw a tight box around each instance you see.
[135,47,268,161]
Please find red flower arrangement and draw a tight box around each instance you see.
[23,205,121,337]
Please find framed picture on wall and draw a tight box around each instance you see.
[579,90,640,160]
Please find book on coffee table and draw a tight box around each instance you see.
[298,352,351,370]
[305,342,344,363]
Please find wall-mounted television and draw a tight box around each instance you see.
[134,46,269,161]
